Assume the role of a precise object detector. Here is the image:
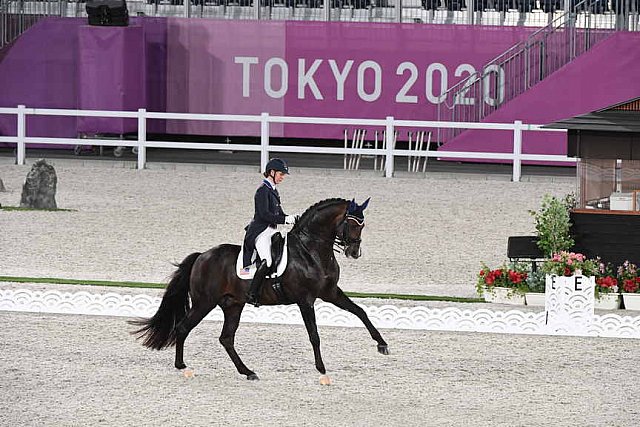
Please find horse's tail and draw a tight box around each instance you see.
[129,252,202,350]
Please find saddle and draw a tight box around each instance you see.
[236,232,288,280]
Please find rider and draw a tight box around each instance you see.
[243,158,296,306]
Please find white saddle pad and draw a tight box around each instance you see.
[236,233,289,280]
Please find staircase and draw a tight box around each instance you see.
[436,0,622,143]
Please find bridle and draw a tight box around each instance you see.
[295,212,364,255]
[334,214,364,254]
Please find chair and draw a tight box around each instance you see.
[507,236,545,272]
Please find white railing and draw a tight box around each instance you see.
[0,105,571,182]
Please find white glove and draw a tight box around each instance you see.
[284,215,296,225]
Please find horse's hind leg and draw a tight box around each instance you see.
[174,304,215,369]
[219,304,258,380]
[323,288,389,355]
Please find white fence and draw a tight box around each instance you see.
[3,287,640,338]
[0,105,571,181]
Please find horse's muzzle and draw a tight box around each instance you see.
[345,245,362,259]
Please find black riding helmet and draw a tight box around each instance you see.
[265,158,290,174]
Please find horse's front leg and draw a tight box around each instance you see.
[323,288,389,355]
[297,302,326,375]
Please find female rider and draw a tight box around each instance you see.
[242,158,296,306]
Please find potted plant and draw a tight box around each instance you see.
[594,260,622,310]
[618,261,640,310]
[541,251,598,277]
[529,194,576,258]
[524,268,546,306]
[476,262,528,305]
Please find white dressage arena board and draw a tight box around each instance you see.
[2,286,640,339]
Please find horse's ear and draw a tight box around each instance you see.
[360,197,370,210]
[348,199,356,213]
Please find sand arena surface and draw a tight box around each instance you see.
[3,160,638,426]
[1,311,638,427]
[0,159,575,297]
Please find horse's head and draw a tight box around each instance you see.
[338,197,370,259]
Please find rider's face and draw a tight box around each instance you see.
[273,171,286,185]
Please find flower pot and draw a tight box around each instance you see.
[525,292,545,307]
[484,287,525,305]
[622,293,640,310]
[594,293,621,310]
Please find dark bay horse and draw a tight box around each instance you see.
[131,197,389,380]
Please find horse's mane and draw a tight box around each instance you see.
[291,198,348,232]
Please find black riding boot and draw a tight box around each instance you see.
[246,260,269,307]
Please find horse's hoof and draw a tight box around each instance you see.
[175,362,187,370]
[378,345,389,355]
[319,375,332,386]
[247,373,260,380]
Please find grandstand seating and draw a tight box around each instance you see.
[2,0,639,29]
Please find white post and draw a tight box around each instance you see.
[512,120,522,183]
[16,104,26,165]
[260,112,270,173]
[385,116,394,178]
[183,0,191,18]
[253,0,260,20]
[137,108,147,170]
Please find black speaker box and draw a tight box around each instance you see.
[86,0,129,26]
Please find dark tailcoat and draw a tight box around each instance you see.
[242,180,286,267]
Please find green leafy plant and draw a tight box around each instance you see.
[525,268,546,293]
[529,194,576,257]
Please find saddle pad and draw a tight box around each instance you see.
[236,233,289,280]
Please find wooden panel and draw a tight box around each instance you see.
[570,211,640,266]
[577,131,634,159]
[609,99,640,111]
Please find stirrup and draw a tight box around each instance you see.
[246,292,260,307]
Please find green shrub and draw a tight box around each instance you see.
[529,194,575,257]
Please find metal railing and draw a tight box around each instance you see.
[2,0,639,49]
[0,105,570,181]
[436,0,632,143]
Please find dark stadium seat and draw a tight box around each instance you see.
[541,0,561,12]
[446,0,464,10]
[422,0,441,9]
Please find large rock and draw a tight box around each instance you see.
[20,159,58,209]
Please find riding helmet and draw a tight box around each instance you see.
[265,158,290,174]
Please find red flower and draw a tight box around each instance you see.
[479,270,485,276]
[508,270,527,284]
[596,276,618,289]
[623,279,638,293]
[564,267,572,277]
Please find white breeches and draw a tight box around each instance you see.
[255,227,278,267]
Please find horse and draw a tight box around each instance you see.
[130,197,389,380]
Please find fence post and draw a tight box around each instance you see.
[385,116,394,178]
[137,108,147,170]
[260,112,270,173]
[16,104,26,165]
[512,120,523,183]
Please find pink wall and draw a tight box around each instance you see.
[439,32,640,160]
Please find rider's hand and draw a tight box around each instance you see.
[284,215,296,225]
